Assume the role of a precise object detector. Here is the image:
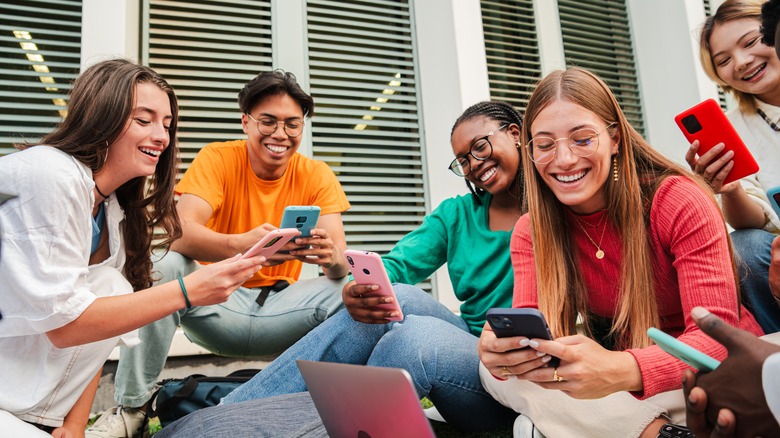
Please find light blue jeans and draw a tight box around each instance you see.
[223,284,516,433]
[732,228,780,334]
[114,251,345,407]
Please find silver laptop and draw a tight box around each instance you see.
[297,360,436,438]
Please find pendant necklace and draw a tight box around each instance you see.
[757,109,780,132]
[573,213,608,260]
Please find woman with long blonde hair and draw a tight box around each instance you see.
[478,67,763,437]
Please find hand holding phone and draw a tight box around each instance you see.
[676,98,759,185]
[486,308,560,367]
[240,228,299,260]
[345,250,403,322]
[647,327,720,372]
[280,206,321,238]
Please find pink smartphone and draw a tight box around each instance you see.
[345,249,403,321]
[240,228,299,260]
[675,98,759,185]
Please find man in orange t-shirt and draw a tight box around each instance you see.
[92,71,350,438]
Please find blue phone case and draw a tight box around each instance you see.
[767,186,780,220]
[647,327,720,372]
[280,206,320,238]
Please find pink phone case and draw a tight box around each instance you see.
[345,249,403,321]
[675,98,759,185]
[240,228,299,260]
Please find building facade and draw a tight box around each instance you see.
[0,0,724,308]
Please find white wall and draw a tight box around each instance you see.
[81,0,139,68]
[413,0,491,311]
[628,0,720,165]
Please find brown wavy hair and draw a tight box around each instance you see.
[520,67,738,349]
[27,58,182,291]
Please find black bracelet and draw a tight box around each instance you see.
[657,423,694,438]
[178,276,192,309]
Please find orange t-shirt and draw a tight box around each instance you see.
[175,140,351,288]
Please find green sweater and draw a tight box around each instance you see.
[382,192,514,335]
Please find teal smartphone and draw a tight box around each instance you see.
[767,186,780,220]
[647,327,720,372]
[280,206,320,238]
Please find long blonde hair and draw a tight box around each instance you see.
[521,67,736,349]
[700,0,765,114]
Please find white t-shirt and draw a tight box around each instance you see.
[0,146,137,427]
[727,101,780,233]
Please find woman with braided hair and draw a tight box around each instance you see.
[155,101,525,436]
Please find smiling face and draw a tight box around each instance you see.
[710,18,780,103]
[243,93,304,180]
[103,82,172,184]
[450,116,520,195]
[530,99,618,214]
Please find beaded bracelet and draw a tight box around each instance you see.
[178,276,192,309]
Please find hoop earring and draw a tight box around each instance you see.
[612,155,618,182]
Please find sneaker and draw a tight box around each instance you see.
[85,406,147,438]
[513,414,546,438]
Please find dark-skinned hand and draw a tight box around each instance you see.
[682,306,780,437]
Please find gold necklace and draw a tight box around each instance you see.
[573,213,608,260]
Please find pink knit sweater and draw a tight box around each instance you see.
[511,176,763,398]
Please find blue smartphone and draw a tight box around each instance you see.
[767,186,780,220]
[647,327,720,372]
[486,308,560,367]
[280,206,321,238]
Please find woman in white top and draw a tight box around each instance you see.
[0,59,263,437]
[687,0,780,333]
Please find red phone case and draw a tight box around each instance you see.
[240,228,298,260]
[345,250,403,322]
[675,98,759,185]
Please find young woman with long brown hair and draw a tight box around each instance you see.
[478,67,763,437]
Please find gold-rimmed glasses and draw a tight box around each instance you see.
[527,122,617,165]
[448,124,508,177]
[246,113,305,138]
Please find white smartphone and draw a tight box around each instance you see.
[240,228,299,260]
[345,250,403,322]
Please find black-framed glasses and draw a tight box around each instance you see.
[527,122,616,165]
[246,113,305,138]
[448,124,508,177]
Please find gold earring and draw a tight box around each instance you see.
[613,155,618,182]
[516,141,521,149]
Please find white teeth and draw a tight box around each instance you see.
[266,144,287,153]
[555,170,586,182]
[140,147,161,157]
[480,167,497,182]
[743,63,765,80]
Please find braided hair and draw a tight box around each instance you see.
[450,101,524,204]
[761,0,780,46]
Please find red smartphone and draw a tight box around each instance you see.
[675,98,759,185]
[240,228,299,260]
[344,249,403,322]
[486,308,560,367]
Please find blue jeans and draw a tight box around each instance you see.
[223,284,516,432]
[732,228,780,334]
[114,251,345,407]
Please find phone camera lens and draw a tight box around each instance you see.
[362,268,370,275]
[681,114,702,134]
[296,216,307,223]
[347,256,354,265]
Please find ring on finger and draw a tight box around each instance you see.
[553,367,564,382]
[500,366,512,376]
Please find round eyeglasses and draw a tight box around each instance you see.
[448,124,508,177]
[246,113,305,138]
[527,123,616,165]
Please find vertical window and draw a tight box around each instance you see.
[142,0,273,178]
[558,0,645,134]
[481,0,542,110]
[0,0,82,156]
[306,0,427,254]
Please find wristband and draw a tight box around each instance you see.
[178,276,192,309]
